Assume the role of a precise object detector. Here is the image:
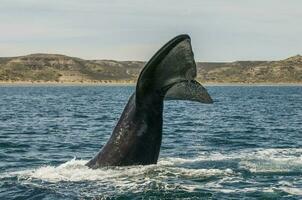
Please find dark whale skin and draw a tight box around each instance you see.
[86,35,212,168]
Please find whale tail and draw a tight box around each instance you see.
[165,80,213,103]
[136,34,212,105]
[86,34,212,168]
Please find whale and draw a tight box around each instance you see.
[86,34,213,168]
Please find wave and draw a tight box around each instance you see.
[12,158,232,183]
[2,148,302,197]
[4,158,232,198]
[5,148,302,181]
[238,148,302,173]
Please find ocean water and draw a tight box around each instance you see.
[0,85,301,199]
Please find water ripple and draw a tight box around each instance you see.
[0,86,301,199]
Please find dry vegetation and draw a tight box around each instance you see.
[0,54,301,83]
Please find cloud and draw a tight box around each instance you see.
[0,0,301,61]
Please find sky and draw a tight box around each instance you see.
[0,0,301,61]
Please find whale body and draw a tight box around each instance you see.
[86,34,212,168]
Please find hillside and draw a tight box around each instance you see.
[197,55,302,83]
[0,54,301,83]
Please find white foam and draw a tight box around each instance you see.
[158,152,230,165]
[238,148,302,173]
[15,157,232,183]
[280,187,302,196]
[160,148,302,173]
[3,148,301,196]
[14,148,301,183]
[159,148,302,174]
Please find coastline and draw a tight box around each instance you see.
[0,81,301,86]
[0,81,136,86]
[203,82,302,86]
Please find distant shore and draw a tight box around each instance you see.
[1,54,301,85]
[0,81,302,86]
[0,81,136,86]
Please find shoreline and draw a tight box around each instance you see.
[0,81,302,86]
[0,81,136,86]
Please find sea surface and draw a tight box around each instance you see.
[0,85,301,199]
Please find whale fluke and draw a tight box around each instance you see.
[86,34,212,168]
[165,80,213,103]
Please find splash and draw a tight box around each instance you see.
[238,148,302,173]
[7,148,302,184]
[3,148,301,197]
[15,157,232,183]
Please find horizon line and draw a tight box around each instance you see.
[1,52,301,63]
